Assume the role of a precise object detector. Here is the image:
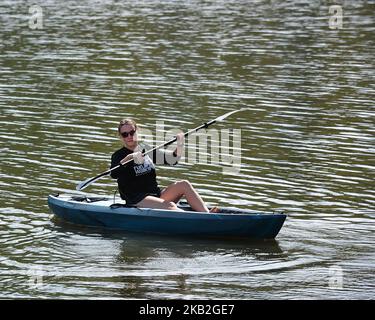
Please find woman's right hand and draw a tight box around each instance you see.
[120,151,144,165]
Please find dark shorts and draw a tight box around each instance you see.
[121,188,162,206]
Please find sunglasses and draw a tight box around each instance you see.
[120,129,136,138]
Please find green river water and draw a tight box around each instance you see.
[0,0,374,299]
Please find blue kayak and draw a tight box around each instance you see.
[48,194,286,239]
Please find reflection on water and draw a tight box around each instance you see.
[0,0,374,298]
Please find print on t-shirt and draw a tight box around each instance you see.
[133,155,155,176]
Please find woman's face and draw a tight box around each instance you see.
[119,124,138,148]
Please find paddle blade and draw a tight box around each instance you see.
[214,108,250,122]
[76,177,95,191]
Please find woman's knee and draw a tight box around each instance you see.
[178,180,191,188]
[166,201,178,210]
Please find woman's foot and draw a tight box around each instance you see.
[209,206,220,213]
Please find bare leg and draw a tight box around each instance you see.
[160,180,209,212]
[136,195,184,211]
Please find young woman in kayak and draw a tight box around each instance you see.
[110,118,218,212]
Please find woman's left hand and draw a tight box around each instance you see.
[175,132,184,157]
[176,132,185,146]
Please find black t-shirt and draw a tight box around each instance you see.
[110,143,179,201]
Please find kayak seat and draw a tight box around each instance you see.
[71,196,109,203]
[110,203,138,209]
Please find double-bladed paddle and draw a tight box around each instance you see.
[76,108,248,191]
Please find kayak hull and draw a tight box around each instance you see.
[48,194,286,239]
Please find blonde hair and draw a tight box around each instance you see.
[117,118,138,135]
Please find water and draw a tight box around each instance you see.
[0,0,374,299]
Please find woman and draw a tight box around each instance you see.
[110,118,218,212]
